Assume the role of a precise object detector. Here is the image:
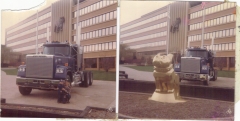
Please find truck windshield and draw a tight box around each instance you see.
[43,46,69,56]
[187,50,208,58]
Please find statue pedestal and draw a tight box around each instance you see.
[149,92,185,103]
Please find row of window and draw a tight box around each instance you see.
[121,22,167,38]
[190,2,236,19]
[188,28,235,42]
[38,22,51,30]
[190,14,235,30]
[13,42,44,52]
[122,31,167,44]
[81,26,116,40]
[7,12,51,35]
[83,41,116,53]
[75,0,117,17]
[129,40,166,49]
[76,10,117,29]
[202,42,235,51]
[7,19,37,35]
[7,36,35,47]
[38,12,51,21]
[7,22,51,41]
[121,12,168,32]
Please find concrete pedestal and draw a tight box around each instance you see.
[149,92,185,103]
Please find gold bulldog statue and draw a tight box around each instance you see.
[149,53,184,103]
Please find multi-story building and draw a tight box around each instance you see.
[120,1,236,70]
[5,0,117,71]
[188,1,236,71]
[120,5,169,58]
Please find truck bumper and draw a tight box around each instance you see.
[16,77,60,90]
[175,72,208,81]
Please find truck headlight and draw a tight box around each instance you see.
[175,64,180,68]
[56,68,64,73]
[18,67,25,72]
[202,65,208,70]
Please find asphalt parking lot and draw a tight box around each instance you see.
[1,71,116,110]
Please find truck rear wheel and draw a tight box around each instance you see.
[19,86,32,95]
[89,71,93,86]
[80,71,89,87]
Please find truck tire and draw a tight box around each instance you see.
[19,86,32,95]
[203,76,210,86]
[80,71,89,87]
[214,70,217,81]
[89,71,93,86]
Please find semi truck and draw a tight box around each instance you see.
[16,41,93,95]
[174,47,217,85]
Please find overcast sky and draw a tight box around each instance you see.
[1,0,57,45]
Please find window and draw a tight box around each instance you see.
[223,16,226,23]
[106,27,109,35]
[233,43,235,49]
[114,11,117,18]
[102,28,106,36]
[99,30,102,37]
[103,14,106,21]
[105,43,109,50]
[230,28,233,36]
[225,44,228,50]
[106,13,110,21]
[110,11,114,19]
[226,29,229,36]
[99,43,102,50]
[99,16,102,23]
[219,31,222,37]
[229,43,233,50]
[93,31,95,38]
[113,42,116,49]
[102,43,105,50]
[222,30,226,37]
[93,17,96,24]
[96,30,98,37]
[89,32,92,38]
[113,26,116,34]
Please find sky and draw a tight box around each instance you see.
[0,0,57,45]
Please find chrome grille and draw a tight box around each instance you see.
[181,58,200,73]
[26,55,54,78]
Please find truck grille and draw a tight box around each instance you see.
[26,55,54,78]
[181,58,200,73]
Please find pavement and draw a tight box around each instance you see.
[1,71,116,110]
[119,65,235,88]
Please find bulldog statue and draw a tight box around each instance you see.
[149,53,184,102]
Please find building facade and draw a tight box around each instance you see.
[120,1,236,70]
[188,2,236,70]
[5,0,117,71]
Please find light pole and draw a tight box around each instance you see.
[201,2,206,48]
[36,10,39,54]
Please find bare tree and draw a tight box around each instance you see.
[120,44,135,63]
[215,57,226,71]
[101,57,114,72]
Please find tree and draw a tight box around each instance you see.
[215,57,226,71]
[120,44,135,63]
[101,57,115,72]
[1,45,12,64]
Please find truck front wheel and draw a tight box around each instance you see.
[19,86,32,95]
[89,71,93,86]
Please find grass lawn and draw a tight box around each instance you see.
[125,65,235,78]
[91,70,116,81]
[1,68,115,81]
[1,68,18,75]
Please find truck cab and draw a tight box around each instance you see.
[174,47,217,85]
[16,41,92,95]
